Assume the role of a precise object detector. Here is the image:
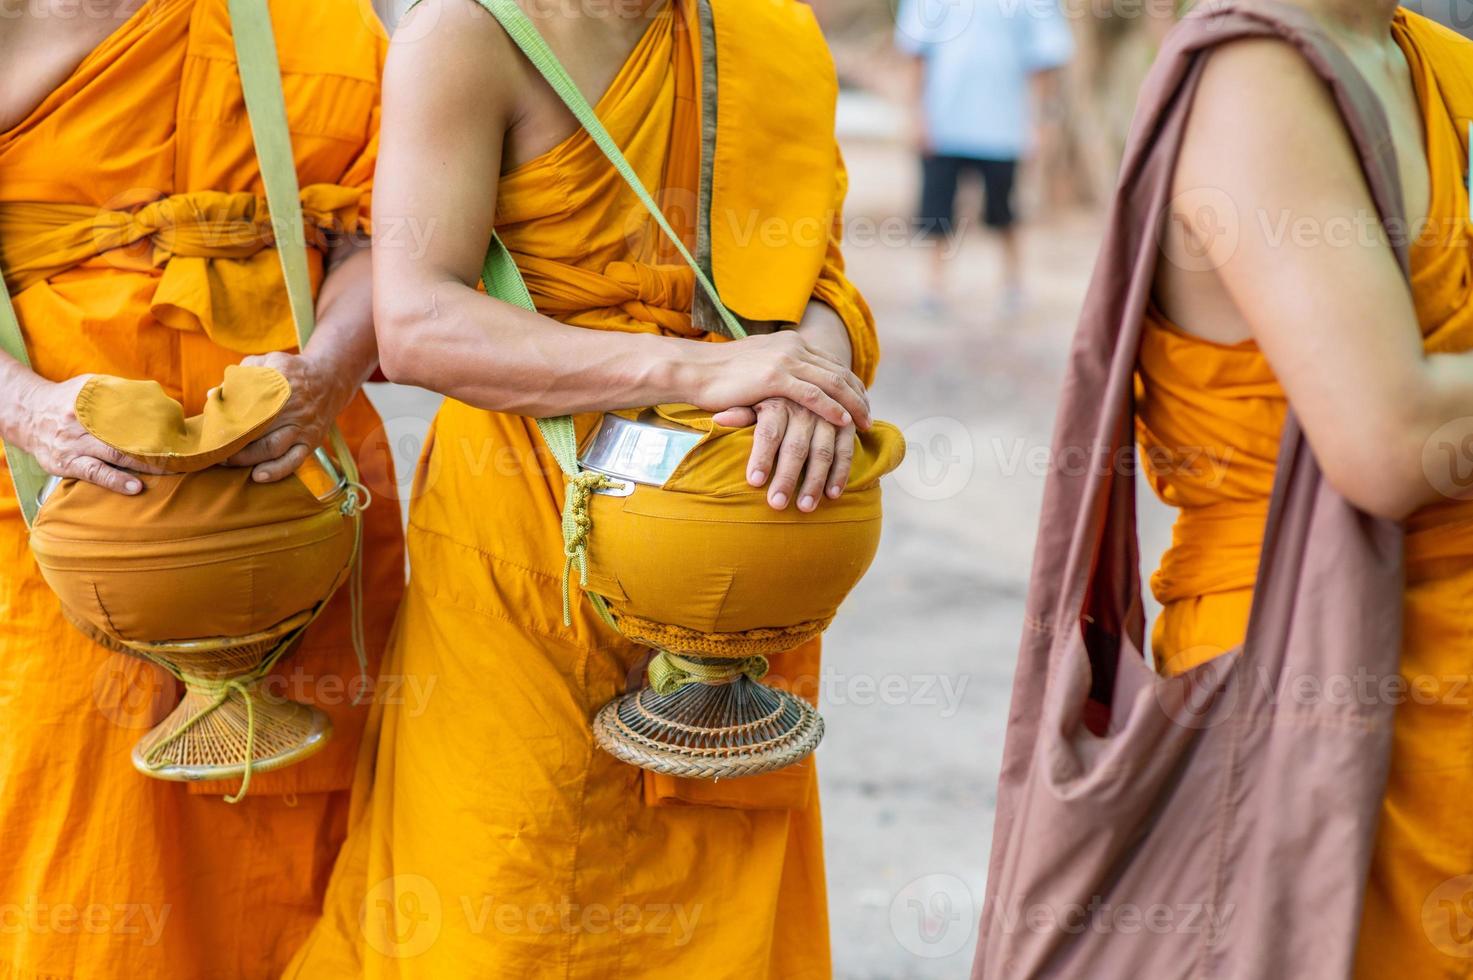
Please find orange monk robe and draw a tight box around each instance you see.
[1136,11,1473,976]
[287,0,876,977]
[0,2,404,977]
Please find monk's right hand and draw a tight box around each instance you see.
[682,331,871,431]
[7,375,165,496]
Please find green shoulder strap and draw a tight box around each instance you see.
[0,0,354,528]
[465,0,748,473]
[459,0,751,624]
[228,0,360,483]
[0,291,46,525]
[228,0,318,354]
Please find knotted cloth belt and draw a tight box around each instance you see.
[0,186,363,354]
[514,253,702,335]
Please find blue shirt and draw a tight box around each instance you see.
[895,0,1074,160]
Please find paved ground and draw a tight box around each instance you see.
[366,125,1174,978]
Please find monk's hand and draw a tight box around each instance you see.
[8,375,166,495]
[225,351,354,483]
[713,398,857,512]
[686,331,870,432]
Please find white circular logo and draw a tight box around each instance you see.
[1157,186,1240,273]
[889,873,975,959]
[92,655,171,731]
[1421,418,1473,501]
[892,416,974,502]
[361,874,443,959]
[1152,645,1238,731]
[1423,874,1473,958]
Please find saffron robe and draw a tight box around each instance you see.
[0,2,404,977]
[286,0,878,976]
[1136,10,1473,975]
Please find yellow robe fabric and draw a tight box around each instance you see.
[287,1,876,976]
[1136,11,1473,975]
[0,2,404,977]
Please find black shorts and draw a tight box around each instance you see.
[918,155,1019,235]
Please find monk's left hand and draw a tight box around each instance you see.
[224,351,355,483]
[714,398,856,512]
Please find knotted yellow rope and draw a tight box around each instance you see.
[647,650,770,696]
[339,478,371,704]
[140,674,260,803]
[561,470,617,625]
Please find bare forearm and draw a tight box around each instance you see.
[0,351,45,445]
[1380,352,1473,516]
[793,299,854,371]
[303,243,379,404]
[377,278,691,417]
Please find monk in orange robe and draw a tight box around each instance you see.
[1136,3,1473,974]
[0,2,404,977]
[286,0,876,975]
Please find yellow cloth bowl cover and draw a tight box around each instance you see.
[76,364,290,473]
[582,405,905,653]
[29,455,355,647]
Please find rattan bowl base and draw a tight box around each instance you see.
[131,681,332,782]
[593,677,824,779]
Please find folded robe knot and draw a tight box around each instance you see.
[0,185,364,354]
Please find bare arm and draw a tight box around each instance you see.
[371,2,869,430]
[1167,39,1473,521]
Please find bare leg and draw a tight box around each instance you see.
[996,225,1026,319]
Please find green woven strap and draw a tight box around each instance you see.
[646,650,770,695]
[0,290,45,525]
[464,0,750,623]
[473,0,744,341]
[230,0,315,352]
[470,0,750,482]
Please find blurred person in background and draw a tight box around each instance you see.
[895,0,1073,318]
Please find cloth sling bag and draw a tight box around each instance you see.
[974,3,1409,978]
[0,2,369,667]
[446,0,755,624]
